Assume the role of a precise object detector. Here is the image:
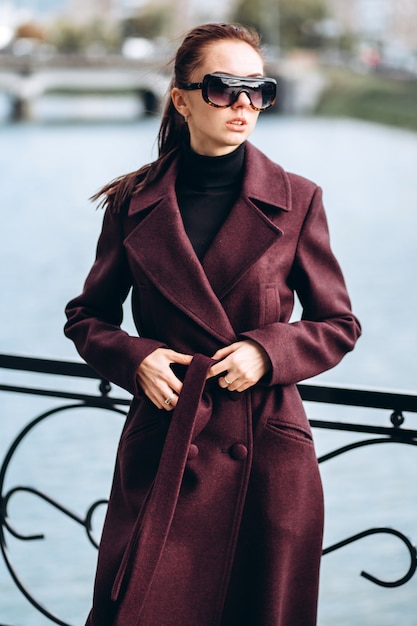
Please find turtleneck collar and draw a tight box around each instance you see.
[179,141,246,190]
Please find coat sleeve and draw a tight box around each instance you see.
[64,207,165,396]
[241,185,361,386]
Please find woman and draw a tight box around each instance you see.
[65,22,361,626]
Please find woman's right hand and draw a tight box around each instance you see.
[136,348,193,411]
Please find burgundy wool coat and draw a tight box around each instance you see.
[64,141,361,626]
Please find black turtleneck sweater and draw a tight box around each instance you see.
[176,142,246,260]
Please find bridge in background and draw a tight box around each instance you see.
[0,54,171,121]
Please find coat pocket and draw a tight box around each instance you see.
[265,418,314,445]
[121,397,169,446]
[260,283,281,326]
[119,406,169,496]
[122,417,162,444]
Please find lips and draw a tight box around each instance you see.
[227,118,247,128]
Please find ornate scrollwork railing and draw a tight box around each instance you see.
[1,353,417,625]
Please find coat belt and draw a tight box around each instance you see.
[111,353,216,614]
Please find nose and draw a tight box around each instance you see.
[231,90,251,108]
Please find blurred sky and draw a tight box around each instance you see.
[3,0,68,16]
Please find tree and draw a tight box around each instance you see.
[232,0,328,51]
[48,19,122,54]
[15,22,46,42]
[121,6,173,40]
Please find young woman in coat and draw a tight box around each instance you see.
[65,22,361,626]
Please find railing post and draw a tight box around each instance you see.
[10,95,32,122]
[1,353,417,625]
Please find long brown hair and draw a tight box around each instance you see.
[94,23,263,212]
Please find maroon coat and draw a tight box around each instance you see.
[65,142,361,626]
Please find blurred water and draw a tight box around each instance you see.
[0,114,416,625]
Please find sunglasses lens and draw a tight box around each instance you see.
[249,85,263,110]
[205,76,276,110]
[247,79,276,109]
[261,82,276,109]
[206,76,233,107]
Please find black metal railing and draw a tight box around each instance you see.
[1,353,417,625]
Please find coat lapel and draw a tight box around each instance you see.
[124,143,291,342]
[202,142,290,299]
[125,167,237,344]
[202,195,282,300]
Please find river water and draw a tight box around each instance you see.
[1,112,416,625]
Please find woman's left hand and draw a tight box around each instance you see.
[208,340,271,392]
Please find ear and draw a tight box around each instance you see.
[171,87,190,119]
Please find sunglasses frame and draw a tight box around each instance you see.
[179,73,277,112]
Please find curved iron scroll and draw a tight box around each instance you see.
[0,401,126,626]
[316,414,417,589]
[323,527,417,588]
[313,411,417,591]
[2,486,108,549]
[1,372,417,624]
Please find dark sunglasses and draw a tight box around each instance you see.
[179,73,277,111]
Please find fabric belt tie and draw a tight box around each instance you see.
[111,353,216,611]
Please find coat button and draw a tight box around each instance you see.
[187,443,199,460]
[229,443,248,461]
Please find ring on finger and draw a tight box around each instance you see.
[224,377,232,386]
[164,392,175,405]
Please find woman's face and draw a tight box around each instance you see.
[172,40,264,157]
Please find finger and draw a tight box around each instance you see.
[168,351,193,365]
[207,363,226,379]
[153,373,181,410]
[224,377,244,392]
[162,390,177,411]
[166,373,183,396]
[234,381,252,393]
[218,378,246,393]
[211,344,237,361]
[141,376,179,411]
[218,375,231,389]
[207,357,233,379]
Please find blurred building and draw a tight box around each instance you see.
[389,0,417,52]
[69,0,118,22]
[68,0,230,30]
[327,0,417,52]
[326,0,357,33]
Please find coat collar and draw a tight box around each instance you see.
[128,142,292,216]
[124,143,289,343]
